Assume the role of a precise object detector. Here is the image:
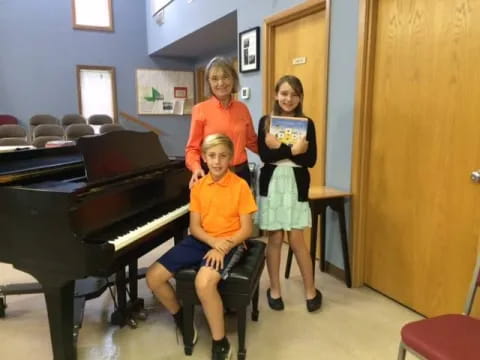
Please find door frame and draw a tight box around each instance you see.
[262,0,331,186]
[350,0,380,286]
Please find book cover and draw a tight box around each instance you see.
[269,115,308,147]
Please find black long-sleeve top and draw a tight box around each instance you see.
[257,115,317,201]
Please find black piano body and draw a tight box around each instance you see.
[0,131,190,360]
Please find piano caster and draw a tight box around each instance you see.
[127,317,138,329]
[134,309,148,321]
[73,325,80,344]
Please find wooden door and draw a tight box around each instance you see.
[268,9,327,187]
[360,0,480,316]
[264,1,330,251]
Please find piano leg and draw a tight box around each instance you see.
[128,261,147,321]
[43,280,76,360]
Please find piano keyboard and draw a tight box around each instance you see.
[109,204,189,251]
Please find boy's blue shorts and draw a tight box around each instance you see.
[158,235,244,278]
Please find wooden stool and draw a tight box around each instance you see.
[175,239,266,360]
[284,186,352,287]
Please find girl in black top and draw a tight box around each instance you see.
[257,75,322,312]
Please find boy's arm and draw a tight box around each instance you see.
[189,211,217,247]
[227,213,253,246]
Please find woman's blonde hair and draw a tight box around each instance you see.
[205,56,239,95]
[201,133,234,155]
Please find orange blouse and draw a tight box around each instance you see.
[185,96,258,172]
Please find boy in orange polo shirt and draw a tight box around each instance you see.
[146,133,257,360]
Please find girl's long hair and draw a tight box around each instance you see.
[265,75,305,132]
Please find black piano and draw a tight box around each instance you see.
[0,131,190,360]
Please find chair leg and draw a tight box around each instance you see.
[183,303,195,356]
[237,306,247,360]
[251,284,259,321]
[397,342,406,360]
[285,247,294,279]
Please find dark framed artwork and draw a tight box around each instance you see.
[239,26,260,73]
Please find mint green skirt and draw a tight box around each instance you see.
[256,166,311,231]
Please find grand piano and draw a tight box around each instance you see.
[0,131,190,360]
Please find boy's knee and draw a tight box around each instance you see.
[146,263,171,289]
[195,269,219,295]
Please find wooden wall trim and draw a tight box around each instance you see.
[351,0,377,286]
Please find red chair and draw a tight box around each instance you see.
[398,254,480,360]
[0,115,18,125]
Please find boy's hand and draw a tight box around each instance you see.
[265,133,281,149]
[291,136,309,155]
[189,168,205,189]
[214,238,234,254]
[203,249,225,271]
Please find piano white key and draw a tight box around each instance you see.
[109,204,189,251]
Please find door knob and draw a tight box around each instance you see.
[471,170,480,183]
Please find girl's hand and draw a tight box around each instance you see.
[291,136,309,155]
[189,168,205,188]
[265,133,281,149]
[203,249,225,271]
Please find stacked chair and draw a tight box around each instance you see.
[32,124,64,148]
[65,123,95,141]
[88,114,113,125]
[99,123,124,134]
[61,114,87,128]
[0,124,28,146]
[0,114,19,125]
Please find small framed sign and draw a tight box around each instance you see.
[239,26,260,73]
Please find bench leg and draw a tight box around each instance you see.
[237,306,247,360]
[251,284,259,321]
[284,247,294,279]
[183,303,195,356]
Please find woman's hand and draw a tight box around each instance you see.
[291,136,309,155]
[265,133,281,149]
[189,168,205,188]
[203,249,225,271]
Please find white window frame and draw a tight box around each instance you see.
[72,0,114,32]
[76,65,118,123]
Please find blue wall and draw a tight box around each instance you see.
[0,0,193,156]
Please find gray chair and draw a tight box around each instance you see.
[32,136,64,148]
[29,114,60,141]
[65,123,94,141]
[88,114,113,125]
[99,123,124,134]
[0,138,29,146]
[61,114,86,127]
[0,124,27,139]
[32,124,64,148]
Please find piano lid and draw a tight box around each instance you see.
[76,130,170,184]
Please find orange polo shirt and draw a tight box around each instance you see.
[185,96,258,172]
[189,170,257,238]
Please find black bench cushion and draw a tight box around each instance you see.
[175,239,266,295]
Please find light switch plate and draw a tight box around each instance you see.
[241,87,250,99]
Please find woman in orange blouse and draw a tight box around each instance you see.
[185,56,258,188]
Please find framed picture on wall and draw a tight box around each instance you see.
[239,26,260,73]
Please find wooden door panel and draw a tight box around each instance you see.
[273,10,326,187]
[365,0,480,316]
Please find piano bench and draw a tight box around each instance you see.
[175,238,266,360]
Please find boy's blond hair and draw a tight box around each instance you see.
[201,133,234,155]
